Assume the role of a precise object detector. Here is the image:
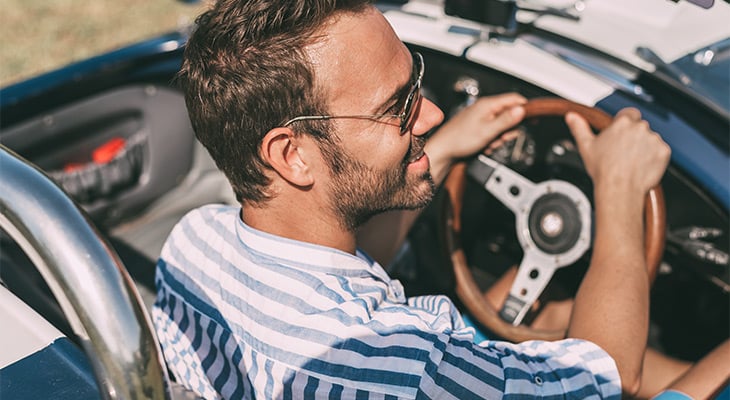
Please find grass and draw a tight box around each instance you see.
[1,0,207,87]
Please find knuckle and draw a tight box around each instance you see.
[624,107,642,117]
[662,142,672,157]
[475,97,495,110]
[615,108,642,124]
[614,114,631,125]
[500,91,523,100]
[649,138,671,160]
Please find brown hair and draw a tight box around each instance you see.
[178,0,371,204]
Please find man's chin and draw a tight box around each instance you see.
[350,181,435,228]
[400,173,436,209]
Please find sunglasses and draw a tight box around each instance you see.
[283,52,424,134]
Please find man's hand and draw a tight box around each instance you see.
[566,107,671,395]
[565,108,671,197]
[425,93,527,184]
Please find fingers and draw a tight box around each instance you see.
[567,108,641,147]
[472,93,527,136]
[615,107,641,121]
[426,93,528,165]
[478,92,528,112]
[484,129,520,154]
[482,104,525,138]
[611,108,648,135]
[570,107,670,193]
[565,112,594,152]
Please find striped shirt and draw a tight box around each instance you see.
[153,204,621,399]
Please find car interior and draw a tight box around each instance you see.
[0,42,728,384]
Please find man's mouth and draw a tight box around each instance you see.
[406,138,427,164]
[408,147,425,163]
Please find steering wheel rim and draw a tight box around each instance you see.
[0,145,171,399]
[441,98,666,342]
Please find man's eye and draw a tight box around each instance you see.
[387,100,403,115]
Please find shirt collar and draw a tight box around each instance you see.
[235,213,392,281]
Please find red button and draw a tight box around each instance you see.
[63,162,85,172]
[93,137,127,164]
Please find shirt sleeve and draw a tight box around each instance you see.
[417,337,622,399]
[651,390,694,400]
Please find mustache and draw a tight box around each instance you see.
[405,136,427,164]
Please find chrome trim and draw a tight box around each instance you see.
[0,145,171,400]
[522,34,653,102]
[693,38,730,66]
[636,46,692,86]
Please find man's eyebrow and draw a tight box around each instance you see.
[373,80,410,115]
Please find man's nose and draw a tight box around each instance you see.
[411,98,444,137]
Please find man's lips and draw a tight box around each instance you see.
[406,138,430,174]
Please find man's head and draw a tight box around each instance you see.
[180,0,444,229]
[179,0,371,204]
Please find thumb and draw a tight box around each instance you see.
[565,112,593,152]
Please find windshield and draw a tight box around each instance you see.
[672,38,730,115]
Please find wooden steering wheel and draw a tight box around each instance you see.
[441,98,666,342]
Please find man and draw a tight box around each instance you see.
[152,0,671,398]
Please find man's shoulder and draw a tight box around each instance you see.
[155,204,242,309]
[159,203,240,264]
[180,203,239,224]
[168,204,239,237]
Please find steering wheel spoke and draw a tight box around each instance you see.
[499,252,557,325]
[467,154,538,214]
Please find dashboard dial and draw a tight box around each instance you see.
[487,127,536,172]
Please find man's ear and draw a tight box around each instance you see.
[260,127,315,187]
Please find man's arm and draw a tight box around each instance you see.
[357,93,526,265]
[656,339,729,400]
[565,109,671,395]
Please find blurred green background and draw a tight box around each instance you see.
[1,0,207,87]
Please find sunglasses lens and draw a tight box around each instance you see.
[401,90,421,132]
[401,54,424,132]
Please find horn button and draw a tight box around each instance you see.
[529,193,582,254]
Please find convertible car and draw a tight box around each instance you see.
[1,0,728,398]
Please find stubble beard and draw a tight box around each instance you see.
[326,149,435,231]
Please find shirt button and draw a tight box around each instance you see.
[534,376,543,386]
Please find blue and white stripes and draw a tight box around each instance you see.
[153,205,621,399]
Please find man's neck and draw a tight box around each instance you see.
[241,200,358,255]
